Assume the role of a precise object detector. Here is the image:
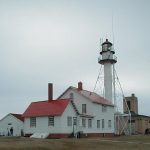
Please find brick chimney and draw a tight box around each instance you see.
[78,82,83,91]
[48,83,53,102]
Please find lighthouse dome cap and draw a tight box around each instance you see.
[102,39,112,46]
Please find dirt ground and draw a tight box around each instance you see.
[0,135,150,150]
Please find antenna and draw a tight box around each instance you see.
[100,38,103,52]
[112,9,115,51]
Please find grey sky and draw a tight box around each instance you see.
[0,0,150,118]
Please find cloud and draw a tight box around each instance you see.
[0,0,150,119]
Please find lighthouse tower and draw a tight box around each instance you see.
[98,39,117,103]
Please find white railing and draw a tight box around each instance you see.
[98,55,117,62]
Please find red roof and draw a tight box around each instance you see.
[11,113,24,122]
[23,99,70,117]
[58,86,113,106]
[77,89,113,106]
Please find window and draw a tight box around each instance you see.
[88,119,92,128]
[30,117,36,127]
[48,116,54,126]
[70,93,74,101]
[127,101,131,110]
[102,105,107,112]
[82,104,86,113]
[82,118,86,128]
[102,119,104,129]
[97,120,100,128]
[108,120,111,128]
[67,116,72,126]
[73,117,77,125]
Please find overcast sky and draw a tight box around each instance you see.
[0,0,150,119]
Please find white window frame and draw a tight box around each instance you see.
[88,119,92,128]
[70,93,74,101]
[102,119,104,129]
[82,118,86,128]
[73,117,77,125]
[82,104,86,114]
[108,120,111,128]
[67,116,72,126]
[97,120,100,128]
[102,105,107,112]
[30,117,36,127]
[48,116,54,126]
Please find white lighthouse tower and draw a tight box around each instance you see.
[98,39,117,103]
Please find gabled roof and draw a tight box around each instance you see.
[78,89,113,106]
[0,113,24,122]
[125,111,150,118]
[11,113,24,122]
[23,99,70,117]
[58,86,113,106]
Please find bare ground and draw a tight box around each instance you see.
[0,135,150,150]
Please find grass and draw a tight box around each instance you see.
[0,135,150,150]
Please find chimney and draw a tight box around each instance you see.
[48,83,53,102]
[78,82,83,91]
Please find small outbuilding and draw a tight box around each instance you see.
[0,113,24,136]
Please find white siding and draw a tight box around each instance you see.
[24,102,77,135]
[60,101,77,133]
[59,89,115,134]
[24,115,61,134]
[0,114,24,136]
[90,103,114,133]
[60,90,93,115]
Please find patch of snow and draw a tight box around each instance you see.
[30,132,49,139]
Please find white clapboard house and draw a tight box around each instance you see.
[22,82,114,138]
[0,113,24,136]
[58,82,115,137]
[23,98,77,138]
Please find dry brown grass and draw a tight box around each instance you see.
[0,135,150,150]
